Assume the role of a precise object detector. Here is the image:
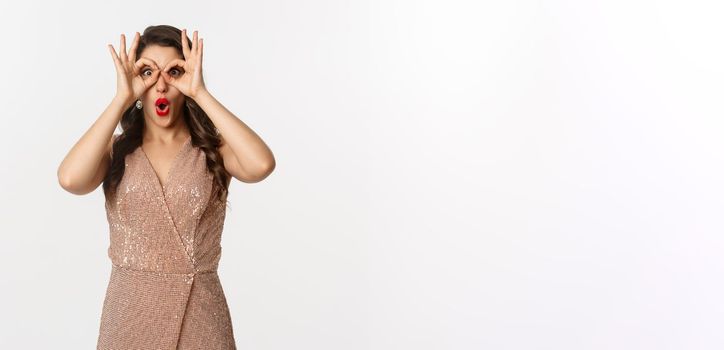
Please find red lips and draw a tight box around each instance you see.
[155,97,170,117]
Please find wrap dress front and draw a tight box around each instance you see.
[97,134,236,349]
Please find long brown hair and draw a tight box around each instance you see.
[102,24,230,205]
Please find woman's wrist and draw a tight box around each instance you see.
[113,94,134,109]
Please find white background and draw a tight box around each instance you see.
[1,0,723,349]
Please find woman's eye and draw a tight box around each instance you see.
[141,69,152,77]
[170,68,182,76]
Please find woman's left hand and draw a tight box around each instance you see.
[162,29,207,99]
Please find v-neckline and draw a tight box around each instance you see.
[139,134,193,192]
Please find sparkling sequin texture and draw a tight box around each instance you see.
[97,135,236,349]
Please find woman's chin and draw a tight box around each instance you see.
[146,113,178,127]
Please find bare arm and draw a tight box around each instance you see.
[58,33,161,195]
[162,30,275,183]
[57,96,133,195]
[194,90,275,183]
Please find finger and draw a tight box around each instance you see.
[163,58,186,73]
[145,69,161,87]
[128,32,140,63]
[133,57,159,74]
[199,38,203,61]
[134,57,158,69]
[119,34,128,63]
[161,71,180,90]
[161,70,173,83]
[181,29,191,58]
[108,44,122,70]
[162,60,184,86]
[192,30,198,55]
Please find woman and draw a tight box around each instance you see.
[57,25,275,349]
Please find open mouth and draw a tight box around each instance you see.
[155,98,170,116]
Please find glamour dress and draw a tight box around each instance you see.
[97,134,236,349]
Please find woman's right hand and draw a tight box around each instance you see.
[107,32,160,106]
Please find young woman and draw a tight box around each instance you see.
[57,25,275,349]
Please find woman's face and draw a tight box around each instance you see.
[138,44,186,128]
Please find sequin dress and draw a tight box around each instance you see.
[96,134,236,349]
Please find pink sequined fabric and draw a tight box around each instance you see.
[97,135,236,349]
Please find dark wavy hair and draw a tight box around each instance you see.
[102,24,230,205]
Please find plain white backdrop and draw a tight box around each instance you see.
[1,0,723,349]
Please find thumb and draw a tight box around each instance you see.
[147,70,160,86]
[143,70,161,89]
[161,70,177,87]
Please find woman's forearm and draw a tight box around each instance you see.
[193,89,275,180]
[57,95,133,194]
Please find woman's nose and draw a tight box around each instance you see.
[155,74,167,92]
